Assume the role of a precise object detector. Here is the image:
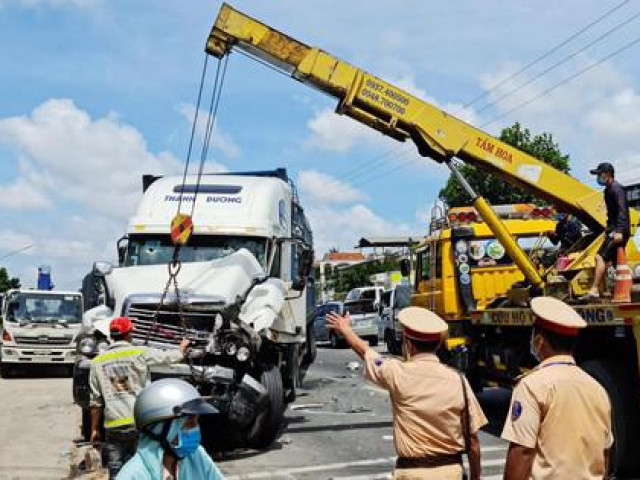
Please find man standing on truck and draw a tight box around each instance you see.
[327,307,486,480]
[89,317,190,479]
[501,297,612,479]
[583,162,630,299]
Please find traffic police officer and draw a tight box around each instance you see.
[502,297,613,479]
[89,317,190,479]
[327,307,487,480]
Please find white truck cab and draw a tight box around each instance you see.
[1,289,83,377]
[75,169,315,449]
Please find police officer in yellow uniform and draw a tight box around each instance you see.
[327,307,487,480]
[502,297,613,480]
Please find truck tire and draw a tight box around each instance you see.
[0,362,14,379]
[302,326,317,366]
[329,332,344,349]
[248,365,284,449]
[385,331,401,356]
[580,360,640,475]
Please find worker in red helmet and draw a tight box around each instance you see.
[89,317,190,479]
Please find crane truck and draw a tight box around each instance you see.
[204,4,640,474]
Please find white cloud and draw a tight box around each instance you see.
[304,74,479,154]
[0,99,184,221]
[298,170,368,205]
[298,170,419,256]
[308,203,413,254]
[178,103,241,159]
[0,98,204,288]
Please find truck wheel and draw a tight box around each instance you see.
[330,332,343,349]
[581,360,640,475]
[302,326,317,365]
[0,362,14,379]
[248,365,284,449]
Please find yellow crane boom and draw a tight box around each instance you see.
[205,3,637,288]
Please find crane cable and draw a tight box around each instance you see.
[145,54,230,358]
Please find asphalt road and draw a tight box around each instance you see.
[0,366,77,480]
[0,347,515,480]
[217,344,512,480]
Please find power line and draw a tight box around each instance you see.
[459,0,631,110]
[0,244,34,262]
[475,9,640,115]
[481,33,640,128]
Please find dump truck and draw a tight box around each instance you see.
[202,4,640,473]
[74,169,315,449]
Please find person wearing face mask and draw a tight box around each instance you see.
[117,378,224,480]
[582,162,630,300]
[502,297,613,480]
[546,208,582,255]
[327,307,487,480]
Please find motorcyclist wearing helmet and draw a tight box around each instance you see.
[116,378,224,479]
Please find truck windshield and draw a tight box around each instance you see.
[6,293,82,324]
[126,234,267,267]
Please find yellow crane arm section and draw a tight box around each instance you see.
[205,3,637,287]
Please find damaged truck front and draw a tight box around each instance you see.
[74,169,315,449]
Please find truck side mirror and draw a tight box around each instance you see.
[400,259,411,277]
[291,248,313,292]
[298,248,314,279]
[93,261,113,277]
[116,235,129,266]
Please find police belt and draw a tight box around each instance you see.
[396,452,463,469]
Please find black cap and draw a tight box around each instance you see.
[589,162,614,175]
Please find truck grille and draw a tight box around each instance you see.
[126,303,222,347]
[14,335,73,346]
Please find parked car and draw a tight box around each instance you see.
[312,299,379,348]
[344,286,384,304]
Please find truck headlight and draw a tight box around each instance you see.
[77,337,97,355]
[226,343,237,356]
[236,346,250,362]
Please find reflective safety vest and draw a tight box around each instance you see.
[89,341,183,429]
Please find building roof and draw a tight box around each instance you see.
[323,252,366,262]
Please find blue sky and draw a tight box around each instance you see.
[1,0,639,289]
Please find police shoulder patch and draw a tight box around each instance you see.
[511,400,523,421]
[374,357,384,367]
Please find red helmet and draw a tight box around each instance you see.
[110,316,134,335]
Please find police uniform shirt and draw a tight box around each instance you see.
[501,355,613,479]
[89,340,184,429]
[364,349,488,458]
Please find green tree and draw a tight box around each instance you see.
[333,256,401,295]
[438,122,570,207]
[0,268,21,292]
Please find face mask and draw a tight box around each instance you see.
[597,175,607,186]
[530,333,541,362]
[173,424,201,459]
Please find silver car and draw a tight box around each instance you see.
[312,301,379,348]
